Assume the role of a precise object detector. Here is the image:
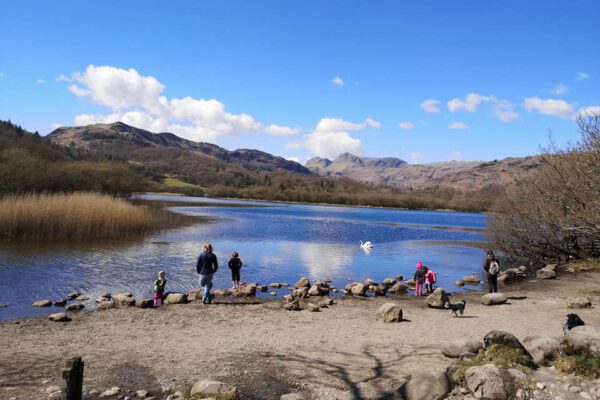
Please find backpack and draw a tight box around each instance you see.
[489,261,500,275]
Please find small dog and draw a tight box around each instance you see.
[446,300,467,317]
[563,313,585,335]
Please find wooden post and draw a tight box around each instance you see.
[62,356,83,400]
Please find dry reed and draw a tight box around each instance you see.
[0,192,186,241]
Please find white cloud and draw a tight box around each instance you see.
[56,74,73,82]
[549,84,568,95]
[285,156,300,163]
[51,122,65,129]
[420,99,440,113]
[448,122,470,130]
[576,72,590,81]
[332,75,345,86]
[63,65,299,143]
[36,79,45,84]
[398,121,414,130]
[524,97,575,118]
[447,93,494,112]
[449,151,464,160]
[577,106,600,118]
[304,117,380,159]
[409,152,424,163]
[494,100,519,123]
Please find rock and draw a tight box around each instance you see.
[480,293,508,306]
[465,364,506,400]
[164,293,188,304]
[567,298,592,309]
[212,289,232,296]
[319,298,334,307]
[498,268,526,283]
[280,393,307,400]
[522,336,561,366]
[544,263,558,271]
[306,303,320,312]
[32,299,52,307]
[0,303,6,308]
[383,278,397,286]
[388,282,408,294]
[372,286,387,296]
[396,275,404,281]
[293,287,308,299]
[564,325,600,355]
[53,299,67,307]
[283,295,294,303]
[239,284,257,297]
[270,291,277,296]
[350,283,367,296]
[100,386,120,398]
[455,280,465,286]
[280,283,290,287]
[375,303,403,323]
[75,295,89,301]
[518,265,528,273]
[308,285,329,296]
[483,331,534,366]
[441,338,482,358]
[112,293,135,307]
[508,368,527,383]
[187,288,202,301]
[396,371,450,400]
[463,275,481,284]
[97,301,115,310]
[536,267,557,280]
[270,283,282,288]
[67,292,80,300]
[284,300,301,311]
[95,296,111,303]
[99,292,111,299]
[65,303,84,311]
[190,380,237,398]
[294,277,311,289]
[535,382,545,390]
[405,278,416,288]
[48,312,70,322]
[136,299,155,308]
[258,285,268,293]
[135,389,149,398]
[426,288,449,308]
[365,278,378,286]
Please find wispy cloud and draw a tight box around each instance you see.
[420,99,440,113]
[447,93,494,112]
[494,100,519,122]
[398,121,414,130]
[576,72,590,81]
[331,75,345,86]
[524,97,575,118]
[36,79,45,84]
[448,122,469,130]
[549,84,568,95]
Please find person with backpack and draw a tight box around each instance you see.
[196,243,219,304]
[413,261,426,296]
[424,266,437,295]
[483,250,499,293]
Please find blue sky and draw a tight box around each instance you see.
[1,1,599,164]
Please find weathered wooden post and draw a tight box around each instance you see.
[62,356,83,400]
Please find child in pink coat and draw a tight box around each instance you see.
[413,261,425,296]
[424,267,437,294]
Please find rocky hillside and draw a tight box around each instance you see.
[306,152,542,191]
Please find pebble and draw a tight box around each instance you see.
[99,386,120,397]
[537,383,546,390]
[460,387,469,394]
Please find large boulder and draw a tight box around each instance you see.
[426,288,449,308]
[97,301,114,310]
[350,283,367,296]
[187,288,202,301]
[365,278,378,286]
[375,303,403,323]
[567,298,592,309]
[32,299,52,307]
[396,372,450,400]
[164,293,188,304]
[283,300,301,311]
[48,312,70,322]
[383,278,397,286]
[136,299,154,309]
[294,277,311,289]
[563,325,600,355]
[483,330,534,366]
[293,287,308,299]
[306,303,320,312]
[441,338,482,358]
[480,293,508,306]
[53,299,67,307]
[112,293,135,307]
[498,268,526,283]
[465,364,506,400]
[405,279,416,288]
[307,285,329,296]
[190,380,237,398]
[388,282,408,294]
[536,267,556,279]
[65,303,84,312]
[238,283,257,297]
[522,336,561,366]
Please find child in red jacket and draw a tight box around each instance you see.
[424,267,437,294]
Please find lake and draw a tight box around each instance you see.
[0,195,488,320]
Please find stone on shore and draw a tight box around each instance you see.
[187,289,202,301]
[258,285,268,293]
[294,277,311,289]
[53,299,67,307]
[319,298,334,307]
[32,299,52,307]
[99,386,120,398]
[396,371,450,400]
[97,301,115,310]
[136,299,154,309]
[212,289,232,296]
[293,287,308,299]
[284,300,301,311]
[426,288,449,308]
[48,312,70,322]
[164,293,188,304]
[455,280,465,286]
[462,275,481,284]
[112,293,135,307]
[388,282,408,294]
[465,364,506,400]
[306,303,320,312]
[270,291,277,296]
[441,338,483,358]
[536,266,557,279]
[405,279,415,288]
[480,293,508,306]
[270,283,282,288]
[567,298,592,309]
[375,303,403,323]
[75,295,89,301]
[0,303,6,308]
[483,330,534,366]
[190,380,237,398]
[95,296,111,303]
[522,336,561,366]
[307,285,329,296]
[283,295,294,303]
[365,278,378,286]
[67,292,80,300]
[563,325,600,355]
[498,268,526,283]
[350,283,367,296]
[65,303,84,311]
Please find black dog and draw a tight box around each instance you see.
[563,313,585,335]
[445,300,466,317]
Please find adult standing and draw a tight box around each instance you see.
[196,243,218,304]
[483,250,499,293]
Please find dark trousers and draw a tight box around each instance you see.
[231,268,241,281]
[488,275,498,293]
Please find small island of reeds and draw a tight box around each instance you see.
[0,192,189,242]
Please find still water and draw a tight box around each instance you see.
[0,195,488,320]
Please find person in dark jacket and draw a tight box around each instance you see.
[228,251,243,290]
[483,250,499,293]
[196,243,218,304]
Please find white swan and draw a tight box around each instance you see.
[359,240,373,250]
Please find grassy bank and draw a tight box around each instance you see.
[0,193,188,241]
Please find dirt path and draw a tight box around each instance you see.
[1,270,599,400]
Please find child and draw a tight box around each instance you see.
[424,266,437,294]
[228,251,243,290]
[413,261,425,296]
[153,271,167,307]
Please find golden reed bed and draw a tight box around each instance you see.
[0,192,185,241]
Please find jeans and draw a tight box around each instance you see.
[488,274,498,293]
[199,274,213,302]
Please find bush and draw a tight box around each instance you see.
[556,345,600,379]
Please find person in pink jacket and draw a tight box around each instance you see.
[413,261,425,296]
[424,266,437,294]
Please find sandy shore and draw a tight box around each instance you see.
[1,269,600,400]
